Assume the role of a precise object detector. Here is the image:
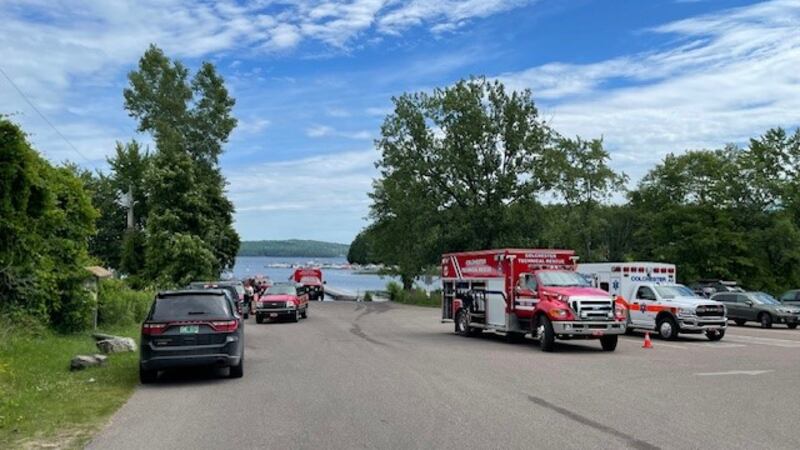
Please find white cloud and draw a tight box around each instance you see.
[306,124,372,140]
[498,0,800,180]
[379,0,533,34]
[235,117,271,135]
[225,149,378,241]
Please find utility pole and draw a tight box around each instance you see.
[123,183,135,230]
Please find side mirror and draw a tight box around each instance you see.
[323,281,327,285]
[745,300,753,307]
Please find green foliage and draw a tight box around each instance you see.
[362,291,373,302]
[124,44,240,285]
[390,287,441,308]
[238,239,349,257]
[96,279,153,327]
[367,77,626,288]
[0,119,98,332]
[346,230,375,264]
[386,281,402,301]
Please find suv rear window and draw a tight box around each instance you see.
[152,295,231,321]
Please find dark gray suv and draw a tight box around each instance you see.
[139,290,244,383]
[778,290,800,308]
[711,291,800,329]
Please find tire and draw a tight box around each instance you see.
[759,312,773,329]
[256,315,264,324]
[455,309,480,337]
[535,316,556,352]
[243,312,249,320]
[292,310,300,322]
[734,319,746,326]
[657,316,679,340]
[788,323,797,330]
[600,335,618,351]
[301,307,308,319]
[706,329,725,341]
[139,366,157,384]
[229,358,244,378]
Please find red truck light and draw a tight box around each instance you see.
[142,322,168,336]
[211,320,239,333]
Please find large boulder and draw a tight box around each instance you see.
[96,337,137,354]
[70,354,108,371]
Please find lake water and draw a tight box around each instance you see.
[231,256,439,293]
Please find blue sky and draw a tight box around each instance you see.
[2,0,799,244]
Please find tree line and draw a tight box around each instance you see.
[349,77,800,294]
[0,45,240,331]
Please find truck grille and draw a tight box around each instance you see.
[571,299,613,320]
[696,305,725,317]
[260,302,285,309]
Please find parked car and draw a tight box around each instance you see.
[711,291,800,329]
[691,280,744,298]
[139,289,244,383]
[188,281,249,319]
[778,289,800,308]
[254,282,309,323]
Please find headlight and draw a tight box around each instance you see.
[549,309,569,319]
[678,307,696,317]
[615,305,627,320]
[286,301,295,309]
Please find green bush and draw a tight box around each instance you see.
[363,291,373,302]
[97,279,154,326]
[391,287,441,308]
[386,281,402,301]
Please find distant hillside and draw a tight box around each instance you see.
[238,239,349,257]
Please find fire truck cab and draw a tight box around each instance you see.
[290,268,325,301]
[441,249,626,352]
[577,262,727,341]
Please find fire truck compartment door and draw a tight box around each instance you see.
[486,292,507,327]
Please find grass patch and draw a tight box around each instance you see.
[0,323,141,449]
[386,282,441,308]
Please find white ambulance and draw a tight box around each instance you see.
[577,262,727,341]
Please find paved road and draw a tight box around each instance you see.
[89,302,800,450]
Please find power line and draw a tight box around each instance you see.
[0,65,93,164]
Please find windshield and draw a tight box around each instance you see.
[654,285,695,299]
[752,292,780,305]
[538,271,590,287]
[266,284,298,296]
[152,296,231,321]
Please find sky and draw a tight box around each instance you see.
[1,0,799,244]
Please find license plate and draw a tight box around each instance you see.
[592,331,604,337]
[180,325,200,334]
[270,313,278,317]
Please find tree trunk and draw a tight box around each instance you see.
[402,274,414,291]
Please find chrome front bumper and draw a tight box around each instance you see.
[679,316,727,331]
[552,320,626,336]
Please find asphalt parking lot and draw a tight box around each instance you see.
[89,301,800,450]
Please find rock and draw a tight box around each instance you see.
[70,354,107,371]
[92,332,116,342]
[96,337,137,354]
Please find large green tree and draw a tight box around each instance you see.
[123,45,240,285]
[0,119,97,331]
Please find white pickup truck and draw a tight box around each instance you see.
[578,262,727,341]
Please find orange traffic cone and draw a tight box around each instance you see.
[642,332,653,349]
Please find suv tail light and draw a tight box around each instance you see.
[211,320,239,333]
[142,322,168,335]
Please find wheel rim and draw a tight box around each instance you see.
[535,323,545,340]
[660,321,673,338]
[458,312,468,332]
[761,315,768,326]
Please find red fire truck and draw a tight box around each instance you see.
[290,268,325,301]
[441,249,627,352]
